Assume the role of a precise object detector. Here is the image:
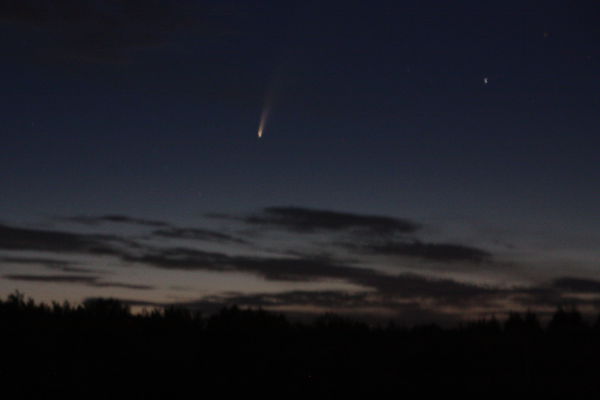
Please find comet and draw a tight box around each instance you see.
[257,103,270,139]
[257,74,283,138]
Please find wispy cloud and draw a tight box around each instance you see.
[4,274,153,290]
[0,256,93,273]
[342,240,492,263]
[552,277,600,294]
[3,207,599,319]
[61,215,248,245]
[125,247,501,306]
[63,215,169,228]
[212,206,420,236]
[152,227,248,245]
[212,206,491,264]
[0,223,129,255]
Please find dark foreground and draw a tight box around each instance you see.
[2,293,600,396]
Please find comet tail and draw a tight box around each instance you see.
[257,104,270,138]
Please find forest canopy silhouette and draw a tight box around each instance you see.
[2,292,600,395]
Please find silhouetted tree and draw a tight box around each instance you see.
[504,311,542,336]
[547,306,587,334]
[594,313,600,331]
[314,313,369,331]
[2,293,600,396]
[82,297,130,319]
[207,305,289,332]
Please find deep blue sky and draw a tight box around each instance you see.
[1,1,599,323]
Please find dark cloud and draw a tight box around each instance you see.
[4,274,97,284]
[343,240,492,263]
[64,215,170,228]
[508,287,559,307]
[0,219,506,310]
[125,246,500,305]
[214,206,420,236]
[4,213,591,317]
[90,281,153,290]
[356,274,500,306]
[506,279,600,309]
[213,207,491,264]
[8,214,591,315]
[55,266,95,274]
[62,214,248,245]
[152,227,248,245]
[553,277,600,293]
[4,274,152,290]
[123,247,232,272]
[0,256,93,273]
[127,248,364,282]
[0,223,336,284]
[204,290,375,309]
[0,223,128,255]
[1,256,70,267]
[125,247,363,282]
[230,256,364,282]
[0,0,220,62]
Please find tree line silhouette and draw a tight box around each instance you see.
[2,292,600,395]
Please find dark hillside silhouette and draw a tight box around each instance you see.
[2,293,600,395]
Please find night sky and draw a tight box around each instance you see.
[2,0,600,323]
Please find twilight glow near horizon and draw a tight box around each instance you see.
[1,0,600,323]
